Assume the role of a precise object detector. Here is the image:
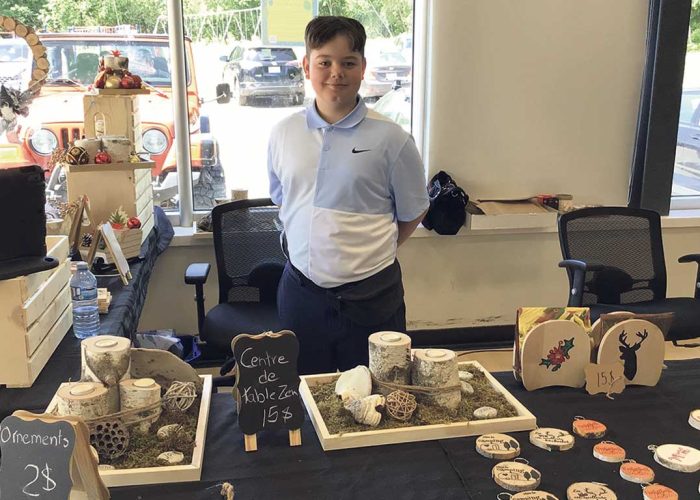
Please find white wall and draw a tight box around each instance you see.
[139,1,700,335]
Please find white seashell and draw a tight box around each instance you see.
[344,394,385,427]
[458,371,474,381]
[157,424,184,441]
[335,365,372,402]
[473,406,498,419]
[157,451,184,465]
[460,381,474,395]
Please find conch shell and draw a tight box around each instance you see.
[343,394,385,427]
[334,365,372,402]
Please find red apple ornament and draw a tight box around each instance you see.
[127,217,141,229]
[95,150,112,164]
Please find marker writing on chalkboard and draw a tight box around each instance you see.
[0,423,71,448]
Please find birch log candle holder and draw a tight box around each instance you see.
[119,378,162,432]
[81,335,132,413]
[411,349,461,411]
[369,331,412,395]
[56,382,110,420]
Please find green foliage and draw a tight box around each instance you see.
[691,0,700,52]
[320,0,411,38]
[42,0,165,33]
[0,0,48,29]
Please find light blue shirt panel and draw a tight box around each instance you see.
[312,114,428,221]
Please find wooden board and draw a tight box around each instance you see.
[520,320,591,391]
[4,305,73,388]
[299,360,536,451]
[46,374,212,487]
[597,319,664,386]
[95,88,150,95]
[66,161,154,174]
[21,258,72,328]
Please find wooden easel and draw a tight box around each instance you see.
[243,429,302,452]
[68,195,91,256]
[86,223,131,285]
[10,410,110,500]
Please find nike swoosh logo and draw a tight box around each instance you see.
[352,148,371,153]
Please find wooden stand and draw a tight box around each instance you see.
[243,429,302,452]
[81,336,132,413]
[119,378,162,432]
[369,331,411,394]
[411,349,460,411]
[87,224,132,285]
[83,94,143,151]
[56,382,111,420]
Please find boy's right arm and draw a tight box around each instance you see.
[267,132,283,206]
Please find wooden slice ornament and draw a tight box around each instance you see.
[688,409,700,430]
[649,443,700,472]
[566,482,617,499]
[498,492,559,500]
[572,416,606,439]
[0,16,48,97]
[641,483,678,500]
[476,433,521,460]
[529,427,575,451]
[593,441,626,463]
[597,319,664,386]
[492,459,542,492]
[619,460,654,483]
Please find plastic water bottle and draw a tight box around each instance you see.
[70,261,100,339]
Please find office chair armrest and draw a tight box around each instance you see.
[185,263,211,285]
[558,259,594,307]
[678,254,700,299]
[185,263,211,336]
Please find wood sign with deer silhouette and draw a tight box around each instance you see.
[597,319,664,386]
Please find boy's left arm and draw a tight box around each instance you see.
[391,136,430,246]
[397,210,428,246]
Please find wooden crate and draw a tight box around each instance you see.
[47,375,212,487]
[0,236,73,388]
[300,360,537,451]
[66,162,154,234]
[83,94,143,152]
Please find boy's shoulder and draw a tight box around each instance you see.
[270,108,308,136]
[363,108,412,143]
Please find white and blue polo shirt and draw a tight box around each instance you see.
[268,97,429,288]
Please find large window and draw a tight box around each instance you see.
[0,0,415,216]
[673,1,700,209]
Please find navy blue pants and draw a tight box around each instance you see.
[277,262,407,375]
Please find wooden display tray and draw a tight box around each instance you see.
[65,161,155,173]
[95,88,150,95]
[46,374,212,487]
[300,360,537,451]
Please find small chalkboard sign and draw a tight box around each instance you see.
[0,411,108,500]
[232,330,305,452]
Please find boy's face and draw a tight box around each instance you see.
[303,34,366,113]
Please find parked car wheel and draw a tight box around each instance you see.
[233,78,248,106]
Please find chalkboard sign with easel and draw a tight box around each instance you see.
[232,330,304,452]
[0,410,109,499]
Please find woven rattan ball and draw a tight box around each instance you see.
[163,381,197,412]
[91,419,129,460]
[385,390,417,422]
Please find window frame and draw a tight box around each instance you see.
[166,0,429,227]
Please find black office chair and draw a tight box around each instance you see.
[185,198,286,368]
[558,206,700,343]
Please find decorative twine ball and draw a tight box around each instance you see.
[81,233,93,248]
[163,381,197,412]
[385,390,417,422]
[90,419,129,460]
[65,145,89,165]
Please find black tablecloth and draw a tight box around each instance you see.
[111,360,700,499]
[0,228,161,420]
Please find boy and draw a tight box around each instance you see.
[268,16,428,374]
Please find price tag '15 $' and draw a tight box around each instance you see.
[584,362,625,396]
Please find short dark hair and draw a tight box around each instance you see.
[304,16,366,56]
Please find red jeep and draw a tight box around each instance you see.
[5,30,226,208]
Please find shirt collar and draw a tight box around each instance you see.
[306,96,367,130]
